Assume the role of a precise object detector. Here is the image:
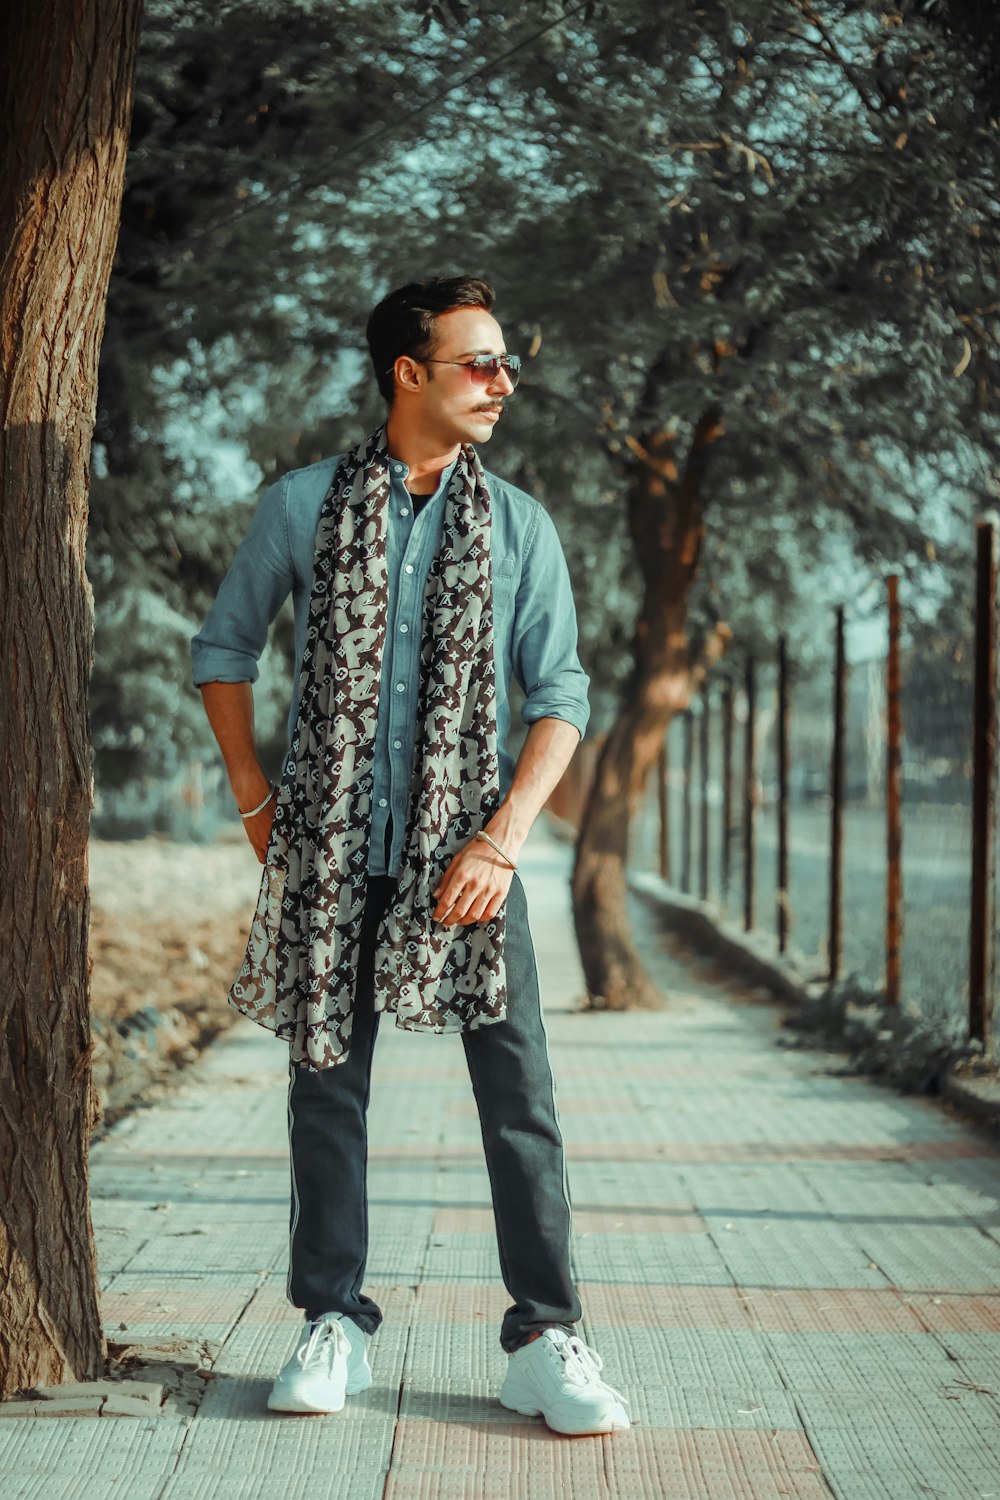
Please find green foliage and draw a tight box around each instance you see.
[91,0,1000,783]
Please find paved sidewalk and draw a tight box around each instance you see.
[3,823,1000,1498]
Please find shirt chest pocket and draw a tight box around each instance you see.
[491,552,517,604]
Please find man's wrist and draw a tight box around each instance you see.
[484,801,532,858]
[232,765,271,811]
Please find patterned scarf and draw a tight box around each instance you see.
[227,423,509,1071]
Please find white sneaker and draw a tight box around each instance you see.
[499,1328,630,1436]
[338,1313,374,1394]
[267,1312,370,1414]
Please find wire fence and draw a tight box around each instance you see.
[620,536,997,1051]
[94,521,998,1058]
[629,648,977,1025]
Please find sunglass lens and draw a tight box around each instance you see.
[472,355,520,386]
[500,356,520,386]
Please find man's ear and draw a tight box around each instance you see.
[394,356,421,394]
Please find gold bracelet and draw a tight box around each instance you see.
[474,829,518,871]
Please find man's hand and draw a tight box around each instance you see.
[432,839,516,925]
[243,795,277,863]
[234,767,277,864]
[428,718,576,922]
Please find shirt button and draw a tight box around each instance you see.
[404,564,414,574]
[399,623,408,633]
[400,506,409,516]
[378,797,388,807]
[393,739,402,749]
[395,682,405,692]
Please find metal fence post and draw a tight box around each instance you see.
[743,655,756,933]
[699,682,711,902]
[682,709,693,894]
[970,520,997,1053]
[829,607,846,982]
[886,575,902,1007]
[777,636,790,954]
[657,731,671,883]
[721,674,734,904]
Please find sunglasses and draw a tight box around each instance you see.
[391,353,522,387]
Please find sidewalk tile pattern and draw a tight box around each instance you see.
[2,828,999,1498]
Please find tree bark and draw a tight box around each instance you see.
[571,404,729,1010]
[0,0,143,1395]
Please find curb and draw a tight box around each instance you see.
[941,1070,1000,1130]
[540,814,1000,1139]
[626,870,1000,1136]
[626,870,827,1005]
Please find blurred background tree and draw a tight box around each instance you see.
[89,0,437,790]
[92,0,1000,1000]
[460,0,1000,1002]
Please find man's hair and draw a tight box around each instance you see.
[366,276,495,404]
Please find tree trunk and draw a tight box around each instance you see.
[572,408,729,1010]
[0,0,143,1396]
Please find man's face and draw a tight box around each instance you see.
[398,306,515,446]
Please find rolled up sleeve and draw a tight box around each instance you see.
[512,505,591,742]
[190,475,294,686]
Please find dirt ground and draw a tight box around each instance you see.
[88,827,261,1025]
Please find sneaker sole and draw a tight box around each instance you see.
[267,1360,369,1410]
[267,1391,346,1414]
[267,1375,349,1414]
[499,1391,629,1435]
[500,1394,542,1416]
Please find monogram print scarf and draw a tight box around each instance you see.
[227,423,509,1071]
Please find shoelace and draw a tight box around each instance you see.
[297,1318,347,1376]
[547,1335,629,1406]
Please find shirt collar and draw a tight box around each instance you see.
[385,452,459,501]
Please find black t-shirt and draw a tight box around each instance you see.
[383,489,434,870]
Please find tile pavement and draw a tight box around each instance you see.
[1,823,999,1498]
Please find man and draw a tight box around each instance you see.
[191,276,629,1436]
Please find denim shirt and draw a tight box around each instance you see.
[190,447,591,875]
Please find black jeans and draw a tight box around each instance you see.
[284,837,582,1353]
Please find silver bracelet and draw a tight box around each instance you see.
[474,829,518,871]
[240,783,276,819]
